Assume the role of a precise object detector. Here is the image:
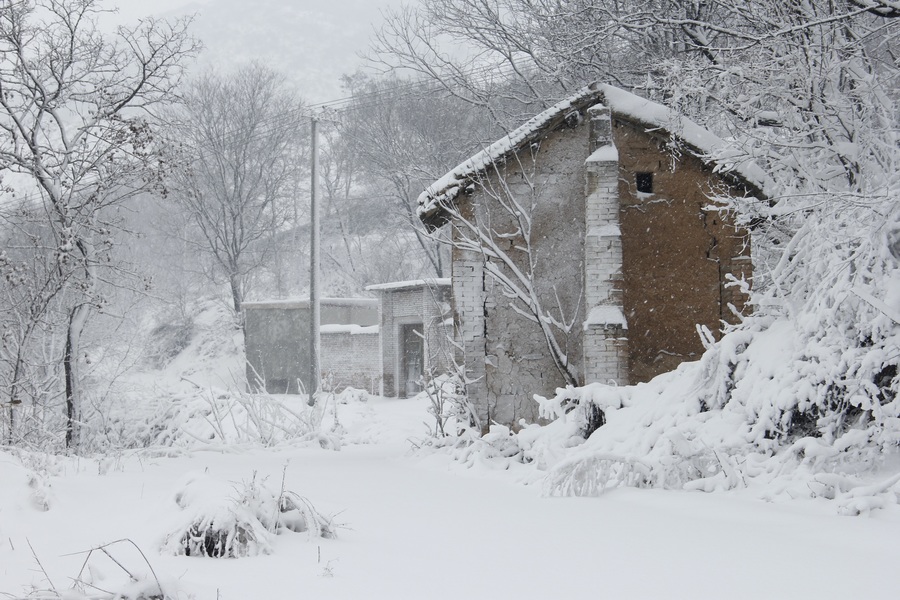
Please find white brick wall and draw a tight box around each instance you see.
[377,284,453,397]
[453,127,589,427]
[583,325,629,385]
[321,331,381,394]
[452,253,488,422]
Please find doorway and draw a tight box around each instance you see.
[399,323,424,398]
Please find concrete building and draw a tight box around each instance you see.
[243,281,454,398]
[243,298,380,394]
[418,83,766,429]
[366,279,453,398]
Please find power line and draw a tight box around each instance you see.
[1,61,558,209]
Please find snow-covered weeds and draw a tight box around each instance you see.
[17,538,174,600]
[163,470,335,558]
[421,373,471,438]
[77,384,367,452]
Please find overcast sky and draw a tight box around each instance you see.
[108,0,408,102]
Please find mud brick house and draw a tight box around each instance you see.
[418,83,767,428]
[366,279,453,398]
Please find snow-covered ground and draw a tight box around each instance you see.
[2,392,899,600]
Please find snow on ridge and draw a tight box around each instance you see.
[320,324,379,335]
[417,82,772,224]
[416,84,602,221]
[365,278,452,291]
[597,84,773,196]
[586,144,618,163]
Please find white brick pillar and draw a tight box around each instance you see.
[452,249,489,426]
[583,104,628,385]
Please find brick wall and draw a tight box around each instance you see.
[378,284,453,397]
[243,299,379,395]
[320,327,380,394]
[454,121,588,428]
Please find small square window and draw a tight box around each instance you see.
[636,172,653,194]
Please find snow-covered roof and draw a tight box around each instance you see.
[418,82,771,227]
[365,278,452,292]
[242,297,379,310]
[320,324,379,335]
[598,85,771,195]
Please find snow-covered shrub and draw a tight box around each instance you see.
[1,401,67,453]
[142,318,195,370]
[528,307,900,511]
[421,372,470,438]
[163,471,335,558]
[333,386,370,405]
[0,449,54,514]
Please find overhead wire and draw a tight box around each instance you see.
[1,59,549,209]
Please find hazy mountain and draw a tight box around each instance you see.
[115,0,405,102]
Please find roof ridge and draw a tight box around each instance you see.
[417,83,771,228]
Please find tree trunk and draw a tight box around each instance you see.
[64,304,89,451]
[230,273,243,315]
[7,405,14,445]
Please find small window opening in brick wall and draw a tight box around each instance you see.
[636,172,653,193]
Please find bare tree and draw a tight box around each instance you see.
[367,0,672,115]
[165,64,306,315]
[0,0,198,449]
[0,205,68,446]
[337,73,499,279]
[369,0,898,194]
[433,151,583,390]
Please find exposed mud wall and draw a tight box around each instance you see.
[614,119,750,383]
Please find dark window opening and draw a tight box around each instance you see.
[636,172,653,194]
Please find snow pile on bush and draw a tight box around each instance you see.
[0,450,53,516]
[162,471,335,558]
[456,308,898,513]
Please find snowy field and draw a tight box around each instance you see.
[2,393,899,600]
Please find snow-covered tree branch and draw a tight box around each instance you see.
[0,0,198,449]
[163,64,305,315]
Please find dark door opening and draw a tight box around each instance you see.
[400,323,424,398]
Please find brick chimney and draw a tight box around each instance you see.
[582,103,628,386]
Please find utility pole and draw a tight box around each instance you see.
[308,115,320,406]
